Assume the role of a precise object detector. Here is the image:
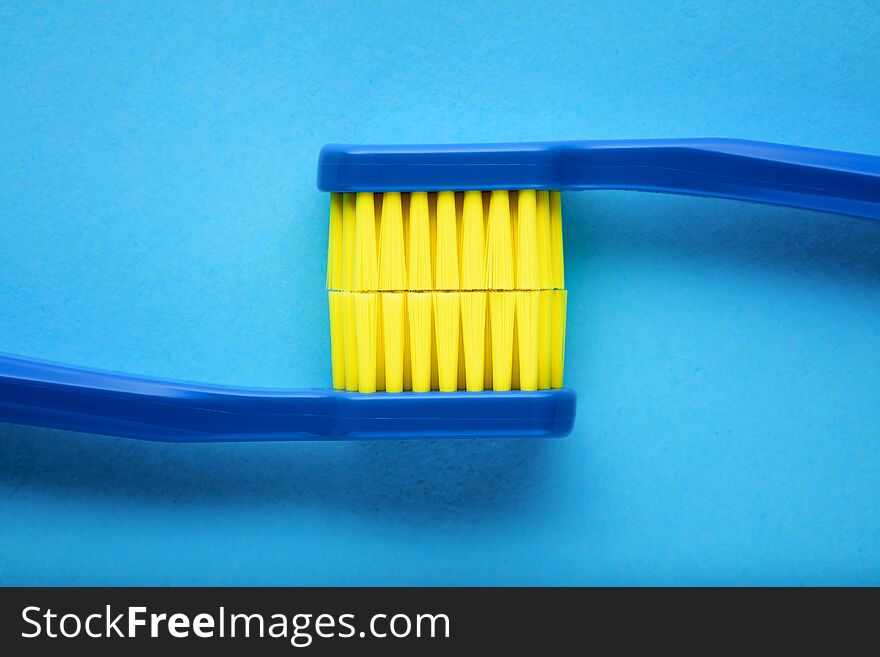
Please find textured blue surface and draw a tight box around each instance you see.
[1,1,879,585]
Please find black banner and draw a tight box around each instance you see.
[0,587,874,653]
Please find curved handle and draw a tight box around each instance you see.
[0,353,334,442]
[318,138,880,220]
[559,139,880,220]
[0,353,575,442]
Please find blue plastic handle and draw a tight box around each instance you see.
[0,353,576,442]
[318,138,880,220]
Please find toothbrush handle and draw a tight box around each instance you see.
[0,353,575,442]
[319,138,880,220]
[560,139,880,220]
[0,353,335,442]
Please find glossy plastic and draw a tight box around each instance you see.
[0,353,576,442]
[318,138,880,220]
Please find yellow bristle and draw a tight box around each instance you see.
[551,289,567,388]
[429,192,437,283]
[378,191,406,291]
[342,192,357,291]
[455,192,464,284]
[460,291,486,391]
[537,191,555,389]
[327,194,347,389]
[373,193,382,277]
[353,292,377,393]
[489,291,515,390]
[327,193,343,290]
[407,192,432,290]
[509,189,518,278]
[402,192,411,256]
[484,297,493,389]
[434,191,459,290]
[536,191,552,290]
[342,291,358,391]
[433,292,460,392]
[516,190,538,290]
[375,293,385,392]
[407,292,432,392]
[328,187,566,395]
[550,191,565,289]
[381,292,405,393]
[485,190,514,290]
[402,291,412,391]
[455,192,467,390]
[511,310,520,391]
[328,290,345,389]
[537,289,552,389]
[354,192,378,292]
[460,190,485,290]
[516,290,539,390]
[430,315,439,391]
[455,200,466,393]
[428,196,439,394]
[457,327,466,390]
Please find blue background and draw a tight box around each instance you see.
[1,1,879,585]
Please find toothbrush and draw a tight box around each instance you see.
[1,138,878,442]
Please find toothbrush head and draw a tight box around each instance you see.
[322,181,567,394]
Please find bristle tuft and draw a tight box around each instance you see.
[536,191,552,290]
[354,192,377,291]
[378,192,406,290]
[551,289,567,388]
[550,191,565,289]
[328,290,345,389]
[342,290,358,391]
[433,291,460,392]
[342,192,357,291]
[326,188,566,392]
[460,291,486,391]
[489,291,515,391]
[381,292,404,392]
[407,292,433,392]
[516,190,538,289]
[327,193,343,290]
[353,293,377,392]
[515,290,539,390]
[485,190,514,290]
[434,191,459,290]
[407,192,432,291]
[460,190,485,290]
[537,289,552,389]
